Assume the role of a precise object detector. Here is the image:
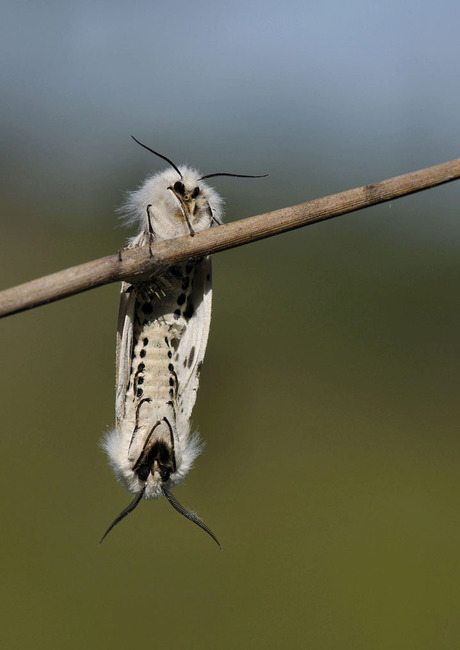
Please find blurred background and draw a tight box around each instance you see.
[1,1,459,648]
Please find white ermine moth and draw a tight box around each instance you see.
[101,137,267,546]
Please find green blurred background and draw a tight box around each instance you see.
[1,1,459,648]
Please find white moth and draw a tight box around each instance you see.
[101,137,266,546]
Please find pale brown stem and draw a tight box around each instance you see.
[0,158,459,319]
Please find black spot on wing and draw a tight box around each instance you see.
[183,302,194,319]
[170,266,183,279]
[188,346,195,368]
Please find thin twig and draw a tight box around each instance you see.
[1,158,459,319]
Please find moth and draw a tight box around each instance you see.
[101,137,267,546]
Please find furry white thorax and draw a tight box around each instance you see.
[103,161,222,503]
[122,166,223,241]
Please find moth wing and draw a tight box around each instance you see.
[175,256,213,430]
[115,230,148,425]
[115,282,136,427]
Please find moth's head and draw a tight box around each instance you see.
[101,428,220,547]
[121,139,223,241]
[167,172,220,237]
[121,165,223,241]
[133,438,176,488]
[103,422,201,499]
[121,136,267,241]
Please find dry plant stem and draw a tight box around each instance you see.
[1,158,459,319]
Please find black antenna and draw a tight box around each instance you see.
[131,136,182,178]
[199,172,269,180]
[99,486,146,544]
[162,487,221,549]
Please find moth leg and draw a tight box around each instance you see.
[117,246,131,262]
[118,241,135,261]
[207,203,220,228]
[146,204,156,258]
[145,280,166,300]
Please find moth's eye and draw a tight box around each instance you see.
[191,186,200,199]
[136,464,150,482]
[174,181,185,195]
[159,466,171,482]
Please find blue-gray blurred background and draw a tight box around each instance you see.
[1,1,459,648]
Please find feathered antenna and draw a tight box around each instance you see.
[199,172,269,180]
[131,136,182,178]
[162,487,221,549]
[99,485,221,548]
[99,486,146,544]
[131,136,268,182]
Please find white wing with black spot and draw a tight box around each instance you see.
[174,256,214,433]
